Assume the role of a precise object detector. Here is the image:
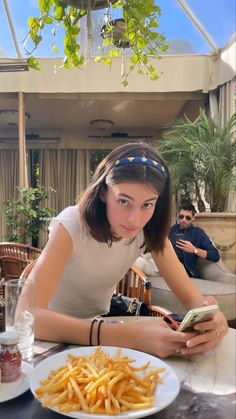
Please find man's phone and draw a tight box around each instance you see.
[177,304,219,332]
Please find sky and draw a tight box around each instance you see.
[0,0,235,58]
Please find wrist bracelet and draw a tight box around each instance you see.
[97,320,104,346]
[89,318,97,346]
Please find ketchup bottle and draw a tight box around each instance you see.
[0,331,22,383]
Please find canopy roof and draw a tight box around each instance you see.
[1,0,235,60]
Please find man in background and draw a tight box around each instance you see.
[169,202,220,278]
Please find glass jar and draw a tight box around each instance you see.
[0,331,22,383]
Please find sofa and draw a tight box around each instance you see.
[134,254,236,321]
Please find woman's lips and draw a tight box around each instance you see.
[121,225,138,233]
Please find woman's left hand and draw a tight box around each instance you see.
[180,296,228,356]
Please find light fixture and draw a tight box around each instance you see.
[0,60,29,73]
[88,134,153,142]
[0,110,31,127]
[89,119,114,129]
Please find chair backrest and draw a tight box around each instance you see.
[116,265,172,319]
[116,265,152,306]
[0,242,41,261]
[0,256,30,281]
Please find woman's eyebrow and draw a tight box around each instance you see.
[118,193,158,202]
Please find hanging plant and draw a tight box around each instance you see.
[101,18,130,49]
[24,0,168,86]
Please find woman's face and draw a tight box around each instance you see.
[102,182,159,239]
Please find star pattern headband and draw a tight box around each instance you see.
[113,156,167,178]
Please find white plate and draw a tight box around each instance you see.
[30,346,180,419]
[0,361,34,402]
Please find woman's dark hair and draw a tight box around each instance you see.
[79,142,172,253]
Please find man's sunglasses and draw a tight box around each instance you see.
[179,214,192,221]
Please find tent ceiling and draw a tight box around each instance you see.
[0,92,206,137]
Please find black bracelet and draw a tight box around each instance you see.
[97,320,104,346]
[89,318,97,346]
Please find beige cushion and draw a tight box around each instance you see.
[133,253,158,276]
[150,275,236,320]
[197,258,236,284]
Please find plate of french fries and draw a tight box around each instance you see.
[30,346,180,418]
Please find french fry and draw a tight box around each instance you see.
[35,347,165,415]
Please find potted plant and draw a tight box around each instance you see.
[158,109,236,272]
[24,0,168,86]
[3,186,56,248]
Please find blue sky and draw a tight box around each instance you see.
[0,0,235,58]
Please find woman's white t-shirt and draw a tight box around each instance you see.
[48,206,145,319]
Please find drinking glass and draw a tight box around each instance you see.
[5,278,34,360]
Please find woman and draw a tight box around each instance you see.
[30,142,227,358]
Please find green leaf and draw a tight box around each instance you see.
[104,57,112,65]
[45,16,54,24]
[108,49,121,57]
[131,56,139,64]
[94,56,102,63]
[27,57,40,70]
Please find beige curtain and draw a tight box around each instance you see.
[219,81,235,211]
[0,150,19,241]
[209,80,234,125]
[38,149,90,246]
[219,80,235,126]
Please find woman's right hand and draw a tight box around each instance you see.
[104,319,196,358]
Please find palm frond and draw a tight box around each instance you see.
[159,110,236,211]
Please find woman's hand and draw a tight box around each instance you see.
[179,311,228,355]
[121,319,197,358]
[179,296,228,356]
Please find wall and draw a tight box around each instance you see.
[194,213,236,273]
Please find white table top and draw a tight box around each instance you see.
[166,327,235,395]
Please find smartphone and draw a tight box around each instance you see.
[177,304,219,332]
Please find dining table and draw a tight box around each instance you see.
[0,320,235,419]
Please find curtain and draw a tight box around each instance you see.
[209,80,234,126]
[38,149,90,247]
[0,150,19,241]
[219,80,235,126]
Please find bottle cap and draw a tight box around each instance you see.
[0,331,20,345]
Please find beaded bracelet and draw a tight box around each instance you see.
[89,318,97,346]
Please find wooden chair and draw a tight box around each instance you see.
[116,265,171,318]
[0,256,31,281]
[0,242,41,261]
[0,256,32,332]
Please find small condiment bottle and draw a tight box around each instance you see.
[0,331,22,383]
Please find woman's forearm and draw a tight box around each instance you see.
[34,309,132,348]
[35,309,91,344]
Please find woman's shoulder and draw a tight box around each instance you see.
[56,205,80,221]
[49,205,85,248]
